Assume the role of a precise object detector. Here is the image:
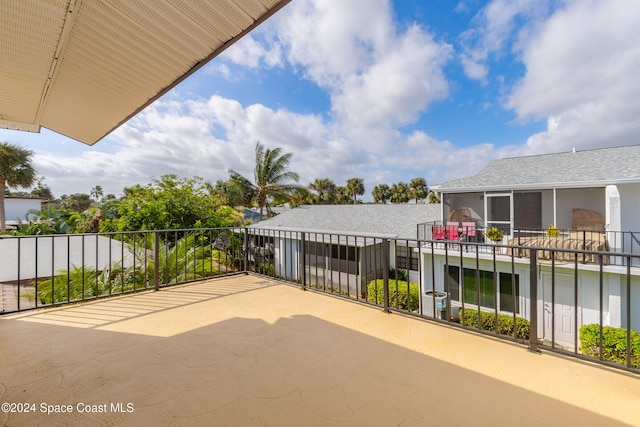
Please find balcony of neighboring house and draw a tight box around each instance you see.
[418,219,640,267]
[1,227,640,425]
[419,187,640,266]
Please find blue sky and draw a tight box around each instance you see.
[1,0,639,200]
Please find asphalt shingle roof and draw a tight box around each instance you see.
[435,145,640,192]
[251,204,441,239]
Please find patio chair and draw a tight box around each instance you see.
[446,222,460,240]
[212,232,231,251]
[432,225,446,240]
[461,222,477,242]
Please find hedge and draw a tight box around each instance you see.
[367,279,419,312]
[459,308,530,340]
[579,324,640,368]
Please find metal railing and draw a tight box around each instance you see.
[0,228,247,313]
[418,221,640,266]
[1,227,638,374]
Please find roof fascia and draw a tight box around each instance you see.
[437,178,640,194]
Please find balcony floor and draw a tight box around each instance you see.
[1,275,639,426]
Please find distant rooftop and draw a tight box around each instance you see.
[435,145,640,192]
[251,204,441,239]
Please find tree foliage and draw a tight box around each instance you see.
[309,178,337,204]
[228,142,304,219]
[372,184,390,204]
[0,142,37,231]
[345,177,365,204]
[60,193,93,213]
[409,177,428,203]
[100,175,242,232]
[389,182,410,203]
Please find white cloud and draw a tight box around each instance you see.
[221,34,283,69]
[459,0,552,81]
[332,24,452,133]
[274,0,394,89]
[269,0,453,148]
[31,89,503,201]
[507,0,640,153]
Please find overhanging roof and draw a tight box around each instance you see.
[0,0,291,145]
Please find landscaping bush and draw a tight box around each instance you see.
[367,279,419,312]
[388,268,408,282]
[579,324,640,368]
[459,308,530,340]
[256,262,275,277]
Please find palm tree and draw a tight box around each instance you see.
[0,143,36,232]
[229,142,303,220]
[309,178,336,204]
[345,178,365,204]
[409,178,428,203]
[372,184,390,204]
[334,186,351,204]
[390,182,410,203]
[90,185,104,202]
[428,190,441,204]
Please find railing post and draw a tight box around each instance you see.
[298,231,307,291]
[300,232,307,290]
[529,249,540,353]
[382,238,390,313]
[153,231,160,291]
[243,228,249,273]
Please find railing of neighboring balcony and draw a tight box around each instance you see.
[418,221,640,266]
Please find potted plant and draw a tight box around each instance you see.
[546,224,561,238]
[484,227,504,243]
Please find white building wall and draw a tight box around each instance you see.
[274,237,298,280]
[540,190,556,228]
[555,188,605,229]
[5,198,41,222]
[617,183,640,232]
[419,250,640,342]
[0,235,135,282]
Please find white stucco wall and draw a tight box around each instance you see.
[555,188,606,229]
[0,235,135,282]
[274,237,298,280]
[617,183,640,232]
[4,198,41,222]
[420,249,640,347]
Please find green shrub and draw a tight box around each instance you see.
[388,268,408,282]
[459,308,530,340]
[579,324,640,368]
[257,262,275,277]
[367,279,419,312]
[36,265,148,305]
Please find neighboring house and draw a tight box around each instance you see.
[242,208,261,224]
[431,145,640,253]
[4,197,43,229]
[422,145,640,350]
[250,204,441,295]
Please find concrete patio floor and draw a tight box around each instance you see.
[1,275,639,426]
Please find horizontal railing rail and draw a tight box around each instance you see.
[0,228,248,313]
[2,226,638,374]
[418,222,640,266]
